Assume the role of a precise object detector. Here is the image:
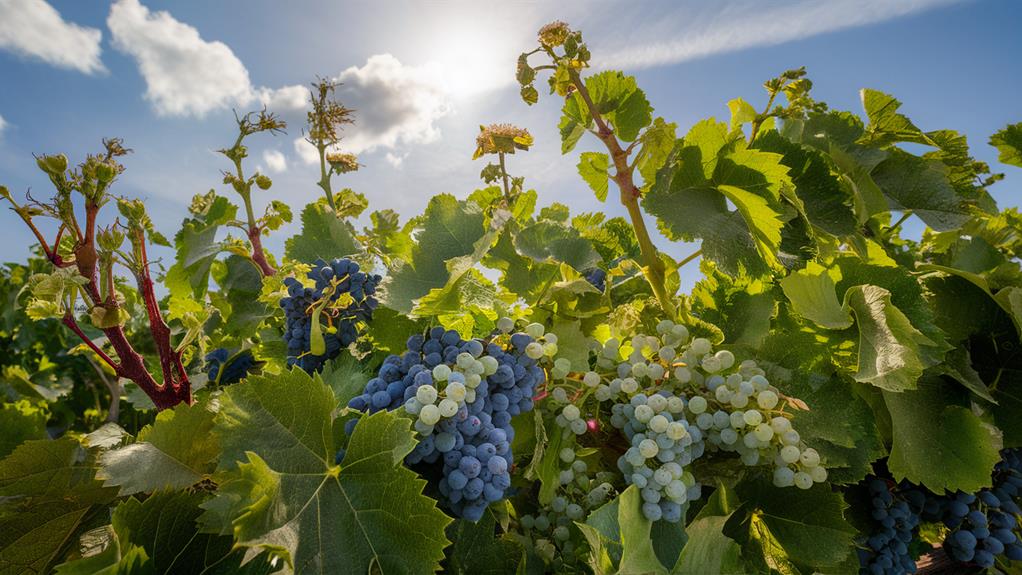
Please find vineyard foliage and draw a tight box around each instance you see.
[3,20,1022,575]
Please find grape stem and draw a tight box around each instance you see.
[8,182,191,410]
[565,67,677,320]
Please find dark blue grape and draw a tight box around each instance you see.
[345,325,543,520]
[279,258,381,373]
[205,348,261,385]
[582,267,607,292]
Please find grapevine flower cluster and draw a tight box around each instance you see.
[544,319,826,523]
[347,320,554,521]
[857,450,1022,574]
[279,258,381,373]
[204,348,260,385]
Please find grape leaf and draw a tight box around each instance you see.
[99,400,219,496]
[779,262,853,330]
[560,71,652,148]
[779,373,885,485]
[575,486,671,575]
[513,221,602,272]
[166,193,238,300]
[443,511,523,574]
[870,149,969,231]
[201,369,452,574]
[754,130,858,236]
[383,194,487,313]
[214,255,273,336]
[843,284,937,392]
[675,487,744,574]
[577,152,609,202]
[644,119,791,277]
[724,478,857,574]
[990,122,1022,168]
[285,199,360,264]
[690,262,776,348]
[0,439,118,575]
[110,490,275,575]
[883,376,1002,493]
[0,400,47,458]
[858,89,934,148]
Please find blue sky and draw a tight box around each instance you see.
[0,0,1020,290]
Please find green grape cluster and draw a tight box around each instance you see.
[518,447,617,568]
[537,318,828,524]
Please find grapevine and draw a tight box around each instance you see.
[0,13,1019,575]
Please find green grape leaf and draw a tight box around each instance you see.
[858,89,933,147]
[843,284,936,392]
[0,439,118,575]
[780,373,885,485]
[634,118,677,188]
[443,512,523,574]
[285,199,360,264]
[724,478,857,574]
[990,122,1022,167]
[0,400,47,458]
[727,97,757,132]
[531,415,564,506]
[413,217,507,320]
[753,130,858,237]
[690,262,776,348]
[383,194,487,313]
[779,262,853,330]
[214,255,272,336]
[99,401,219,495]
[577,152,610,202]
[549,319,588,372]
[883,376,1002,493]
[318,353,374,406]
[675,488,744,574]
[938,347,996,403]
[835,258,950,365]
[575,485,670,575]
[110,490,275,575]
[201,370,452,574]
[53,536,153,575]
[644,119,790,277]
[167,193,238,300]
[870,149,969,231]
[561,71,652,146]
[513,220,602,272]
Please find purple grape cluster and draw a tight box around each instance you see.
[857,449,1022,573]
[857,479,924,575]
[279,258,380,373]
[204,348,260,385]
[924,450,1022,568]
[347,326,544,520]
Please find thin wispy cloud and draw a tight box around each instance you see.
[0,0,104,74]
[0,113,7,136]
[599,0,964,69]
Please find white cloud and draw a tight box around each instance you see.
[600,0,962,69]
[257,85,309,111]
[0,0,104,74]
[107,0,306,117]
[385,152,406,169]
[294,54,452,164]
[262,149,287,173]
[0,114,6,136]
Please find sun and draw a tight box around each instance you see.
[419,14,522,97]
